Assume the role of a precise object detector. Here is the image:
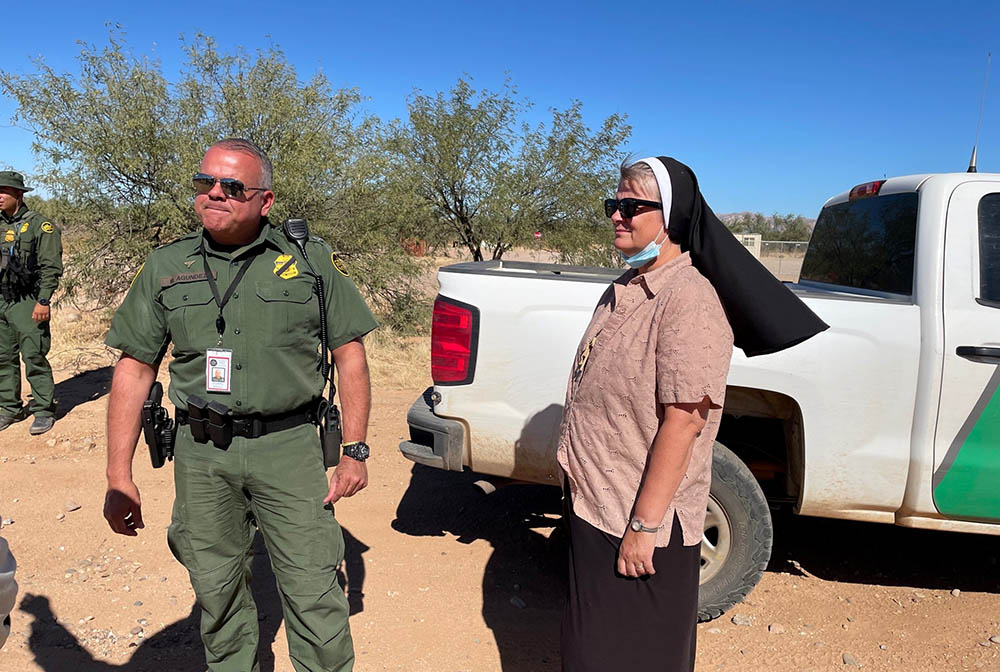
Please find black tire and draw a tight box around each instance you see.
[697,441,773,622]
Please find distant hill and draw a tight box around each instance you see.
[717,212,816,241]
[717,212,816,227]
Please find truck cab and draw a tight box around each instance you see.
[400,172,1000,620]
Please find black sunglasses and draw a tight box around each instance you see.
[193,173,268,200]
[604,198,662,219]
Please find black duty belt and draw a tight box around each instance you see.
[177,400,318,439]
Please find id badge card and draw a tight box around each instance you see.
[206,348,233,393]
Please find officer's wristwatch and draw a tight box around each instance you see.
[37,298,50,306]
[341,441,370,462]
[629,517,662,533]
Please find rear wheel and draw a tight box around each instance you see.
[697,441,773,622]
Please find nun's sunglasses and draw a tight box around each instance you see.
[193,173,268,200]
[604,198,662,218]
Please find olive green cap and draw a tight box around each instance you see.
[0,171,33,192]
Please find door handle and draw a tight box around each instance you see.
[956,346,1000,364]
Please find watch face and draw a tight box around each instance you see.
[630,519,641,532]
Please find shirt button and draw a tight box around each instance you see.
[283,290,289,297]
[233,293,239,299]
[235,363,242,370]
[182,295,189,301]
[234,328,241,335]
[235,400,242,407]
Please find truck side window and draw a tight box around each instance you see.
[979,193,1000,306]
[800,192,918,297]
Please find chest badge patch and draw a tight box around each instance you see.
[331,253,349,277]
[19,222,29,234]
[273,254,299,279]
[40,222,55,234]
[4,230,13,243]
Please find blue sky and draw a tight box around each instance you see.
[1,1,997,215]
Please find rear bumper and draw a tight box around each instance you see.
[398,387,465,471]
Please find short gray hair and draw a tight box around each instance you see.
[619,156,660,201]
[210,138,273,189]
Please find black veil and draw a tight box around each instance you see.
[640,156,828,357]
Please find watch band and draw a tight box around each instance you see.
[341,441,370,462]
[630,517,662,533]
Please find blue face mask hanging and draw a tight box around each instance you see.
[620,227,668,268]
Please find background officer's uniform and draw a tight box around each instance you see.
[106,220,377,672]
[0,189,63,424]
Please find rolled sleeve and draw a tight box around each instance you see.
[105,259,170,364]
[655,285,733,408]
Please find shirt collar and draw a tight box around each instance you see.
[1,205,28,224]
[189,218,281,260]
[624,251,693,296]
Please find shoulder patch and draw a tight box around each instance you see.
[129,263,146,291]
[331,253,349,277]
[40,222,55,234]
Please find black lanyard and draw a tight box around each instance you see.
[200,241,256,346]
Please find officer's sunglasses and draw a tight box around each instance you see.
[604,198,662,219]
[193,173,269,200]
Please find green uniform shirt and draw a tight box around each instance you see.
[0,205,64,302]
[106,221,378,415]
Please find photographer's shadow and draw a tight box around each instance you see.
[20,525,367,671]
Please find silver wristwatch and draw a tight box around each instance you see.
[629,517,662,533]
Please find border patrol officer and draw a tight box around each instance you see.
[102,139,377,672]
[0,171,63,435]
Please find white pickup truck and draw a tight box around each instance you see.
[399,172,1000,621]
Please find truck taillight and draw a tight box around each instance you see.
[849,180,886,200]
[431,297,479,385]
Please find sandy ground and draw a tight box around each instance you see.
[1,345,1000,671]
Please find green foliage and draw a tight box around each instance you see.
[0,29,425,322]
[395,77,631,261]
[725,211,813,241]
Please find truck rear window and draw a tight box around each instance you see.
[800,192,918,296]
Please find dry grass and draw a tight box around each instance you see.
[48,304,119,373]
[364,327,431,391]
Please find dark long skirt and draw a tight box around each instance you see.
[561,506,700,672]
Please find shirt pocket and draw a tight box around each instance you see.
[254,279,317,347]
[159,282,216,353]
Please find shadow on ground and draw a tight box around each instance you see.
[53,366,112,418]
[20,525,367,671]
[393,464,565,672]
[392,464,1000,670]
[767,509,1000,593]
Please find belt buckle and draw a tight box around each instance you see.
[233,416,264,438]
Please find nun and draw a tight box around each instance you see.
[556,156,827,671]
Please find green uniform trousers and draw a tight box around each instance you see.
[0,298,55,418]
[167,422,354,672]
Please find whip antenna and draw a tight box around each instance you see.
[969,51,991,173]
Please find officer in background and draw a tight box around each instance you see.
[102,138,377,672]
[0,171,63,435]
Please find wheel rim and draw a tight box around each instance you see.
[700,494,732,584]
